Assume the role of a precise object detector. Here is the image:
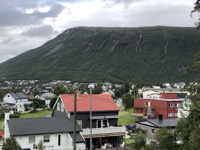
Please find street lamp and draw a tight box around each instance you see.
[88,84,94,150]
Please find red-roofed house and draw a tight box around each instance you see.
[52,94,125,149]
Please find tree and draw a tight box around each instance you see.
[155,128,177,150]
[53,84,67,96]
[93,83,102,94]
[176,98,200,150]
[176,43,200,149]
[122,94,133,110]
[50,96,58,108]
[124,83,130,93]
[132,128,147,150]
[2,136,21,150]
[37,140,44,150]
[191,0,200,28]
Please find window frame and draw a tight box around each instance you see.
[43,135,50,143]
[29,136,35,144]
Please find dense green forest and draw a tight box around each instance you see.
[0,26,199,83]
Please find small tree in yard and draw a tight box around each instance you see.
[37,140,44,150]
[122,94,133,110]
[132,128,147,150]
[155,128,177,150]
[2,136,21,150]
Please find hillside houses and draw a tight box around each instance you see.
[3,93,125,149]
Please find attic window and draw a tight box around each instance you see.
[61,103,64,112]
[57,102,60,111]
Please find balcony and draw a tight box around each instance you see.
[81,126,126,138]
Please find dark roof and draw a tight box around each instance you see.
[69,133,85,143]
[147,118,178,127]
[9,92,27,100]
[8,117,82,136]
[137,118,178,128]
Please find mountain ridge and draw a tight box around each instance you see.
[0,26,199,83]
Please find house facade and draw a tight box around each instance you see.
[134,93,186,119]
[4,113,85,150]
[3,92,31,112]
[52,94,125,149]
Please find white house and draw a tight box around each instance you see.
[143,90,160,99]
[35,92,56,108]
[177,99,191,118]
[3,92,32,112]
[146,93,160,99]
[4,113,86,150]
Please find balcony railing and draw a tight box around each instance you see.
[81,126,126,138]
[33,145,85,150]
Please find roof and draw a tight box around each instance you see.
[9,92,27,100]
[137,118,178,128]
[60,94,119,112]
[69,133,85,143]
[8,117,82,136]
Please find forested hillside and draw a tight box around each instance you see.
[0,26,199,83]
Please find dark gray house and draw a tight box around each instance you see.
[136,116,178,144]
[52,94,126,149]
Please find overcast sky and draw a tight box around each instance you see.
[0,0,199,63]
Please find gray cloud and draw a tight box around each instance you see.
[0,0,198,64]
[103,0,144,7]
[0,1,64,26]
[22,25,59,37]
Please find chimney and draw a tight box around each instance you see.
[158,114,163,121]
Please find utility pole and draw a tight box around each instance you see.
[73,89,77,150]
[88,85,93,150]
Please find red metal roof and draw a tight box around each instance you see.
[60,94,119,112]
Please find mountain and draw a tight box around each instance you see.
[0,26,199,83]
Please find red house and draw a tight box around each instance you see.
[134,93,186,119]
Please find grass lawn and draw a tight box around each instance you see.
[0,119,3,130]
[0,109,52,130]
[20,109,52,118]
[125,138,135,144]
[118,108,135,125]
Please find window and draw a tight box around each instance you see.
[43,135,50,143]
[152,129,155,133]
[168,104,174,107]
[29,136,35,144]
[175,103,180,108]
[61,103,64,112]
[57,102,60,111]
[168,113,174,117]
